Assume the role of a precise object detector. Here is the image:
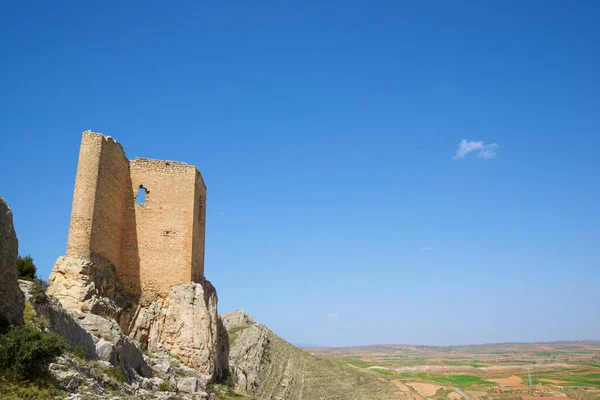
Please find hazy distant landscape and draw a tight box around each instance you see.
[1,1,599,399]
[305,341,600,399]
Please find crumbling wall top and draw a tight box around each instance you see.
[130,158,206,189]
[82,130,125,150]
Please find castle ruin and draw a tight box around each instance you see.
[66,131,206,299]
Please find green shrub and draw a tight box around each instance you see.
[22,301,36,324]
[158,381,172,391]
[74,344,85,359]
[224,371,238,388]
[0,376,62,400]
[30,278,48,304]
[104,366,126,383]
[0,323,69,380]
[16,255,36,281]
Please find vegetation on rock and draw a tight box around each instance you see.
[0,376,62,400]
[74,344,85,359]
[16,255,36,281]
[104,366,127,383]
[0,322,69,380]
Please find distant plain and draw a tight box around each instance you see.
[306,341,600,399]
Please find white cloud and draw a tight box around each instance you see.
[567,283,577,289]
[419,247,434,252]
[328,313,339,321]
[453,139,499,160]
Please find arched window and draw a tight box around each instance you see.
[136,185,148,205]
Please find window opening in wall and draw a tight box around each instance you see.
[136,185,148,205]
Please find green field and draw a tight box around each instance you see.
[424,374,495,387]
[371,368,395,376]
[307,341,600,399]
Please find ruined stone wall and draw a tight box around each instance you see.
[66,132,101,259]
[66,132,206,300]
[191,169,207,282]
[66,132,129,267]
[91,136,130,266]
[125,159,199,298]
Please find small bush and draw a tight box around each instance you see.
[158,381,172,391]
[30,278,48,304]
[16,255,37,281]
[0,376,62,400]
[104,366,126,383]
[74,344,85,359]
[224,370,238,388]
[23,301,36,324]
[0,323,69,380]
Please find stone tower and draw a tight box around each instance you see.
[66,131,206,299]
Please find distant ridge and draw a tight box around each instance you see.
[294,343,329,348]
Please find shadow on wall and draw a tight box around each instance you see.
[119,172,141,299]
[39,297,98,360]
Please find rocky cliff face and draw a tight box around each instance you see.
[46,255,229,383]
[21,278,225,398]
[223,310,404,400]
[0,196,24,325]
[129,281,229,381]
[46,257,148,374]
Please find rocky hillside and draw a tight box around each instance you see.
[0,196,235,399]
[224,310,405,400]
[0,195,405,399]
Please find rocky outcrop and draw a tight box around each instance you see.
[0,196,24,325]
[20,279,151,379]
[129,281,229,381]
[43,257,152,378]
[46,256,133,327]
[47,256,229,382]
[22,277,219,398]
[221,309,253,331]
[20,279,97,359]
[48,351,212,398]
[227,322,271,393]
[223,310,404,400]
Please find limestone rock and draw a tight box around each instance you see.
[0,196,24,325]
[228,323,271,392]
[224,310,404,400]
[20,279,150,378]
[46,256,132,325]
[129,280,229,381]
[48,353,208,399]
[222,310,270,393]
[46,255,229,381]
[79,312,151,377]
[177,376,199,393]
[221,309,253,331]
[20,279,97,359]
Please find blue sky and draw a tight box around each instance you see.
[1,1,598,347]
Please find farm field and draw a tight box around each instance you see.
[305,341,600,399]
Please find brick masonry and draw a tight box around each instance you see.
[66,131,206,299]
